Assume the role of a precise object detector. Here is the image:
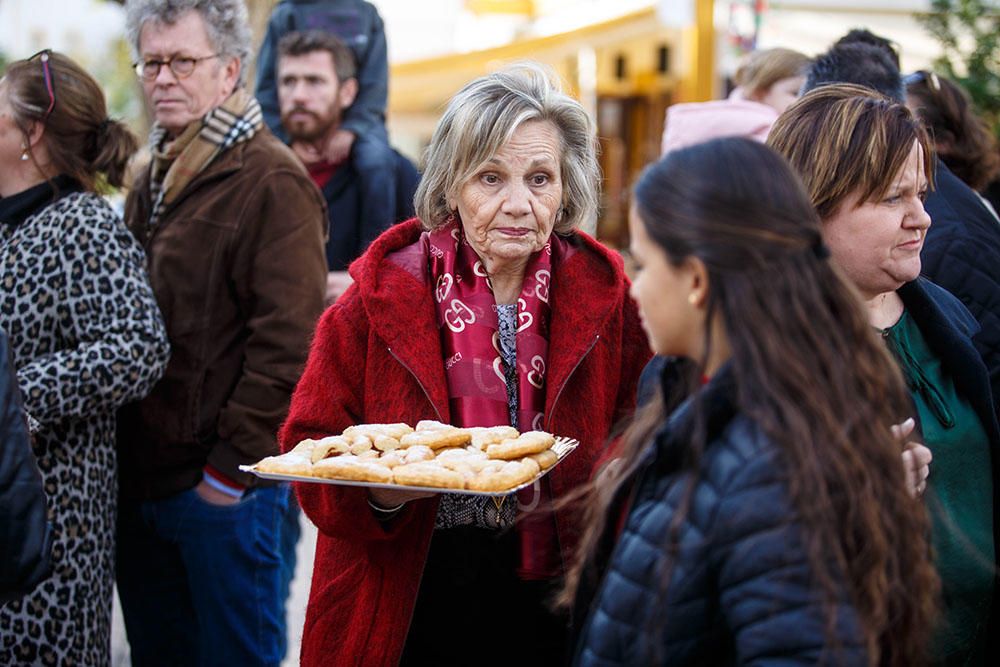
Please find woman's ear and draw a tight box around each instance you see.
[686,256,710,309]
[26,120,44,149]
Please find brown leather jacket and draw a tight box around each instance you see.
[118,128,327,500]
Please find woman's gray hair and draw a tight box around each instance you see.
[125,0,252,85]
[414,62,600,234]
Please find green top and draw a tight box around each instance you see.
[885,310,994,665]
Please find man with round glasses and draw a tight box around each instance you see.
[116,1,327,665]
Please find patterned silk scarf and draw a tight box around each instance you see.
[429,218,563,579]
[146,88,263,229]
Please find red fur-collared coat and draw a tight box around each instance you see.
[280,219,651,666]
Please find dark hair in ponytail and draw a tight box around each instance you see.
[560,137,938,667]
[4,50,137,191]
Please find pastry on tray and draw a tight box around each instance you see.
[246,421,574,494]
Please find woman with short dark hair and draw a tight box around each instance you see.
[770,83,1000,664]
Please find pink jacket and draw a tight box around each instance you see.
[661,97,779,154]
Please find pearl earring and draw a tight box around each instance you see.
[20,147,29,162]
[688,293,698,305]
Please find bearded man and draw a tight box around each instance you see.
[277,30,419,304]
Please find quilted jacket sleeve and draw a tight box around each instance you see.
[15,202,170,425]
[709,434,866,665]
[0,329,51,604]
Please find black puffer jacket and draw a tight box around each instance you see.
[922,160,1000,413]
[575,366,865,666]
[0,328,51,605]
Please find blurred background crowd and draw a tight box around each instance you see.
[2,0,996,248]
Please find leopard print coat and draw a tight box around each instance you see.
[0,191,170,666]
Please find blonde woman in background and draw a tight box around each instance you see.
[661,47,811,154]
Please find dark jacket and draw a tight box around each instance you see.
[118,127,328,499]
[322,147,418,270]
[576,365,866,666]
[0,328,51,605]
[897,278,1000,654]
[633,277,1000,662]
[278,218,651,666]
[922,159,1000,412]
[256,0,388,143]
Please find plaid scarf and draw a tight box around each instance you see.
[146,88,263,229]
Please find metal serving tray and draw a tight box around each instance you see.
[240,436,579,497]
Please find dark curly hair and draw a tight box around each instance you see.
[906,71,1000,191]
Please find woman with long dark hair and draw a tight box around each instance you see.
[568,137,938,666]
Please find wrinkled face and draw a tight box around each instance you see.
[628,206,702,358]
[138,10,239,136]
[756,75,805,114]
[453,120,564,269]
[278,51,352,143]
[823,140,931,299]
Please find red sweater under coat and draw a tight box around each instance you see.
[279,219,651,666]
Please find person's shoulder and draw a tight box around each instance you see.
[903,278,980,338]
[41,191,115,227]
[564,230,622,266]
[239,131,323,200]
[352,218,425,272]
[926,161,1000,235]
[243,129,307,173]
[686,378,782,497]
[560,230,628,285]
[391,148,418,177]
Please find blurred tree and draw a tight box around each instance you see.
[918,0,1000,138]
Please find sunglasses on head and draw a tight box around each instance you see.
[903,70,941,93]
[27,49,56,121]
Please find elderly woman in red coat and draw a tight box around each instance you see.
[280,63,651,666]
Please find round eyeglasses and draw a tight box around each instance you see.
[133,54,221,81]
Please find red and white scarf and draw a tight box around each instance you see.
[428,218,562,579]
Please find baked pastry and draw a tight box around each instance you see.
[255,422,566,495]
[400,427,471,450]
[312,455,393,484]
[435,447,488,464]
[309,435,351,463]
[393,462,466,489]
[289,439,317,457]
[372,434,401,452]
[486,431,556,460]
[256,453,313,476]
[465,426,521,451]
[466,460,537,492]
[343,423,414,441]
[348,436,374,455]
[527,449,558,471]
[403,445,436,464]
